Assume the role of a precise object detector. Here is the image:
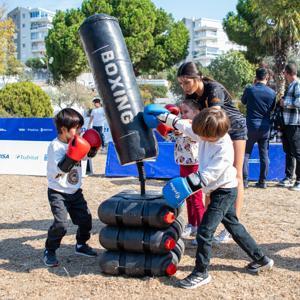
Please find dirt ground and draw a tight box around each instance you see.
[0,153,299,300]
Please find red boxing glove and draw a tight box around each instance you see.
[165,104,180,116]
[156,104,180,138]
[83,129,102,157]
[58,135,91,173]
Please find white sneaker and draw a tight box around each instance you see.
[182,224,197,238]
[213,229,232,244]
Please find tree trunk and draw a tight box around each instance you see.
[274,49,288,99]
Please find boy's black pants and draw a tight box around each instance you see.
[195,188,264,272]
[45,188,92,251]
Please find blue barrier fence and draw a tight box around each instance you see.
[0,118,285,180]
[105,141,285,181]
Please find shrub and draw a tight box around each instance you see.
[0,82,53,117]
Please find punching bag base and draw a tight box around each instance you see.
[98,190,182,228]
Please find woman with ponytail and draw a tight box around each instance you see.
[177,62,247,244]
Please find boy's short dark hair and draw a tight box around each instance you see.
[54,108,84,134]
[192,107,230,139]
[285,63,297,76]
[256,68,268,81]
[92,97,101,104]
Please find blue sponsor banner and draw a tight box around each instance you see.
[105,141,285,180]
[0,118,56,141]
[105,141,179,179]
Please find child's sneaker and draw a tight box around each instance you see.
[179,269,212,289]
[213,229,232,244]
[75,244,97,257]
[246,256,274,273]
[181,224,197,238]
[43,249,59,267]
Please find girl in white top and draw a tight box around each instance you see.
[174,99,205,238]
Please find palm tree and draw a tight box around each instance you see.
[252,0,300,96]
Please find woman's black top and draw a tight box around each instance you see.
[187,80,244,123]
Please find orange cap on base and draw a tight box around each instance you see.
[163,211,175,224]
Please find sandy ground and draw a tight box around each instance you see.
[0,153,299,300]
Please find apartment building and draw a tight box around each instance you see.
[8,7,55,63]
[183,17,246,66]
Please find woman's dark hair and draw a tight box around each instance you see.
[177,62,201,78]
[54,108,84,134]
[177,61,214,82]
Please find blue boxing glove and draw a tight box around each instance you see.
[163,172,202,208]
[143,104,169,128]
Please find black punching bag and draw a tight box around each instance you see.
[79,14,157,165]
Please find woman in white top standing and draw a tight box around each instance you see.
[88,97,106,151]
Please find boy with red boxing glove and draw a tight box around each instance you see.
[44,108,101,267]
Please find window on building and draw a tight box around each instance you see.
[30,11,40,18]
[206,47,219,54]
[31,32,38,40]
[22,24,25,28]
[22,44,26,48]
[22,13,26,18]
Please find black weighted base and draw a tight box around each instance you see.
[98,190,182,228]
[99,239,185,277]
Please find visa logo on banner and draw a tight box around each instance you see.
[0,153,9,159]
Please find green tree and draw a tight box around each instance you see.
[81,0,189,74]
[0,6,23,79]
[252,0,300,95]
[45,9,86,83]
[0,82,53,117]
[25,57,47,70]
[139,84,168,103]
[208,51,255,98]
[223,0,266,63]
[223,0,300,94]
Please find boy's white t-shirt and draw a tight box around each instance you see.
[47,138,82,194]
[175,119,238,194]
[91,107,106,127]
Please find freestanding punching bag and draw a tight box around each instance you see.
[79,14,157,166]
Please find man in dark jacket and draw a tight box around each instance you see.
[242,68,276,188]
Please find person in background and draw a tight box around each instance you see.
[175,99,205,241]
[176,62,247,244]
[278,63,300,191]
[88,97,106,152]
[242,68,276,188]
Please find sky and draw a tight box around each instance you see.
[2,0,238,21]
